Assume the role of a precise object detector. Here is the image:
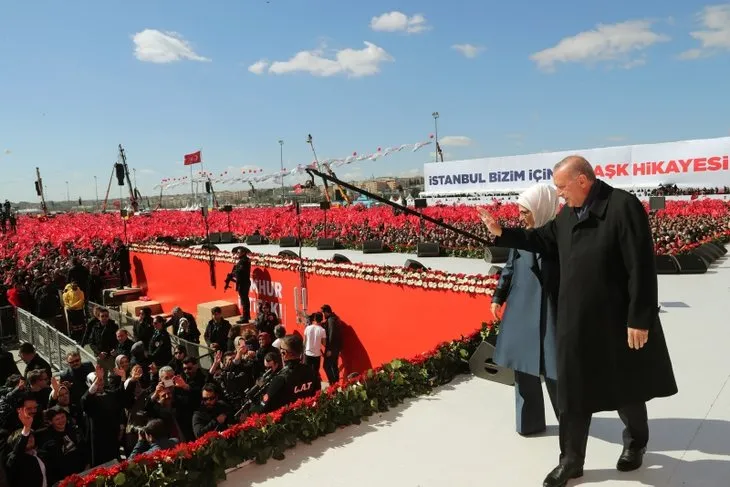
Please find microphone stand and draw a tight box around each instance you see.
[304,168,491,246]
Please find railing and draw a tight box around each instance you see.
[88,302,216,369]
[16,308,96,370]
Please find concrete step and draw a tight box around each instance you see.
[196,300,239,324]
[121,300,163,317]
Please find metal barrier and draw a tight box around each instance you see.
[16,308,96,370]
[88,302,216,369]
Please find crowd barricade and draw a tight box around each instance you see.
[16,308,96,370]
[88,301,216,370]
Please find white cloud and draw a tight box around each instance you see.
[452,43,484,58]
[248,60,269,74]
[132,29,210,63]
[678,4,730,60]
[262,42,393,78]
[439,135,473,147]
[370,12,429,34]
[529,20,669,72]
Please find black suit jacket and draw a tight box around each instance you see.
[6,433,46,487]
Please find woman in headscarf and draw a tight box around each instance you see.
[488,183,560,436]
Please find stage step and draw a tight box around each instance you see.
[121,300,163,317]
[196,300,239,324]
[102,287,144,307]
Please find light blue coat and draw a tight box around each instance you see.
[491,249,559,380]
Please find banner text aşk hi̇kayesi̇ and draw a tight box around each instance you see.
[594,155,729,179]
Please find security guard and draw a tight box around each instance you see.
[224,247,251,323]
[252,335,320,413]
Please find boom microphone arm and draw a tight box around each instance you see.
[304,168,491,246]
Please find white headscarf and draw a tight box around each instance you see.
[516,184,560,227]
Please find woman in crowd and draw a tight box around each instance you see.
[487,183,560,436]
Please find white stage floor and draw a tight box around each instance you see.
[222,249,730,487]
[200,243,500,276]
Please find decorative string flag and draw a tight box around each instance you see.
[155,136,433,191]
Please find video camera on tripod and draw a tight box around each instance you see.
[234,367,280,419]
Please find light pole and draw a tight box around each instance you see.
[94,176,99,210]
[432,111,440,162]
[278,139,284,205]
[65,181,70,202]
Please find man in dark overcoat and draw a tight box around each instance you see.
[479,156,677,487]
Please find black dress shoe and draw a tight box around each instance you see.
[616,447,646,472]
[543,463,583,487]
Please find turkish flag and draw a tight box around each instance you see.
[184,151,202,165]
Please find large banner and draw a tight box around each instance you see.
[423,136,730,193]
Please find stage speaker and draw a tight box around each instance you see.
[691,246,716,266]
[416,242,440,257]
[201,243,219,251]
[219,232,234,243]
[675,253,708,274]
[414,198,427,209]
[699,243,723,260]
[155,236,176,245]
[317,238,337,250]
[279,236,299,247]
[115,163,125,186]
[710,241,727,255]
[404,259,427,271]
[332,253,351,264]
[362,239,389,254]
[649,196,666,211]
[246,235,267,245]
[209,233,221,244]
[34,181,42,196]
[319,201,331,210]
[278,250,298,258]
[655,254,680,274]
[484,246,511,264]
[488,265,503,276]
[468,341,514,386]
[222,205,233,212]
[205,182,212,194]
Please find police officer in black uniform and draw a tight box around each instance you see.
[252,335,320,414]
[225,247,251,323]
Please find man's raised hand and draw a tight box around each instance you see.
[477,207,503,237]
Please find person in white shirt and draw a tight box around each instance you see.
[303,312,327,373]
[272,325,286,350]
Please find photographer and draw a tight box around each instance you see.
[224,248,251,323]
[251,335,320,414]
[192,384,233,438]
[130,419,178,458]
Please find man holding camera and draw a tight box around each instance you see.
[225,247,251,323]
[130,419,178,457]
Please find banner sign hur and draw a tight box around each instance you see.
[423,136,730,193]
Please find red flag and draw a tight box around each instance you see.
[184,151,202,165]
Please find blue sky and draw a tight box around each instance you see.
[1,0,729,202]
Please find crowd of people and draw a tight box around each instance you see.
[0,304,340,486]
[0,241,344,487]
[1,198,728,264]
